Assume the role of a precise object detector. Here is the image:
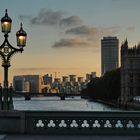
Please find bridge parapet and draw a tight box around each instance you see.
[0,111,140,135]
[25,111,140,135]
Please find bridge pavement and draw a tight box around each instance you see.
[0,135,140,140]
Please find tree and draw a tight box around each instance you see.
[81,68,121,102]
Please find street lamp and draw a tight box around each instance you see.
[1,9,12,34]
[0,9,27,110]
[16,23,27,47]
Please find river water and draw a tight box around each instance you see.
[13,96,124,111]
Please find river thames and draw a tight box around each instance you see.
[13,96,126,111]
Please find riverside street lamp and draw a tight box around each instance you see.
[0,9,27,110]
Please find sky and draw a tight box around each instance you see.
[0,0,140,83]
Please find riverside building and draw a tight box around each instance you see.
[13,75,42,93]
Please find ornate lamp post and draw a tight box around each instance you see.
[0,9,27,110]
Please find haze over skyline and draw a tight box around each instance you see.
[0,0,140,83]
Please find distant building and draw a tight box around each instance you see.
[62,76,69,83]
[42,74,53,93]
[91,72,96,78]
[13,75,42,93]
[101,36,119,75]
[86,72,96,82]
[43,74,52,84]
[25,75,42,93]
[86,74,91,82]
[24,81,30,92]
[13,76,25,92]
[77,77,84,83]
[121,40,140,103]
[69,75,76,82]
[13,73,93,95]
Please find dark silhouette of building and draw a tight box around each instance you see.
[121,40,140,103]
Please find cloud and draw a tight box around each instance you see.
[126,26,135,31]
[51,25,121,49]
[60,16,82,27]
[65,25,121,38]
[66,25,99,36]
[29,8,82,27]
[52,38,90,48]
[20,8,121,51]
[19,15,31,21]
[100,26,121,35]
[30,8,64,25]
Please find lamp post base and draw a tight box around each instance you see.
[2,102,14,110]
[0,86,14,110]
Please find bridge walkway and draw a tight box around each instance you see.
[1,134,140,140]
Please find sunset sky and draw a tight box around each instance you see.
[0,0,140,83]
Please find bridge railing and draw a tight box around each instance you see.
[0,110,140,135]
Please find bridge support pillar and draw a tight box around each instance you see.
[60,94,65,100]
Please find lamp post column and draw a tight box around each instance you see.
[3,66,8,109]
[2,64,10,109]
[3,65,9,88]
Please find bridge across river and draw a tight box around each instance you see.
[14,92,81,100]
[14,92,81,97]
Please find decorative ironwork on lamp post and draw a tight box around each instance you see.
[0,9,27,110]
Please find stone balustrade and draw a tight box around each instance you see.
[0,110,140,135]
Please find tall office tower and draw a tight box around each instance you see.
[101,36,119,75]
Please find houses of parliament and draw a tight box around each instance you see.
[121,40,140,103]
